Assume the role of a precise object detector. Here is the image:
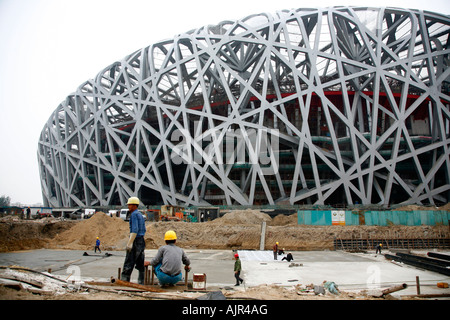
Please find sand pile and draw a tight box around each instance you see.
[394,203,450,211]
[0,219,73,252]
[146,221,261,249]
[209,209,272,225]
[1,207,449,253]
[52,212,129,251]
[269,213,298,226]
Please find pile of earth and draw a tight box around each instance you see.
[0,208,449,252]
[51,212,130,251]
[0,216,74,252]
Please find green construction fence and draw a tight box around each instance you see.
[297,210,450,226]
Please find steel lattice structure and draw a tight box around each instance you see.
[38,7,450,208]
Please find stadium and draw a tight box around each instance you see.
[37,6,450,208]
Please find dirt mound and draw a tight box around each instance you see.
[1,208,449,252]
[209,209,272,225]
[438,203,450,211]
[0,219,74,252]
[394,203,450,211]
[51,213,129,251]
[146,221,261,249]
[269,213,298,226]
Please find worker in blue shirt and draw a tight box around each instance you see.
[94,237,101,253]
[121,197,146,284]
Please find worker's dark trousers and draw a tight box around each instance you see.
[121,236,145,283]
[235,271,243,285]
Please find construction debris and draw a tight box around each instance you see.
[0,267,83,296]
[110,277,164,293]
[0,209,449,300]
[366,284,408,298]
[1,210,449,252]
[288,262,303,267]
[0,267,203,300]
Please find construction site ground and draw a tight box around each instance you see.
[0,208,449,302]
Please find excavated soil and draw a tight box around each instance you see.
[0,207,448,252]
[0,208,449,301]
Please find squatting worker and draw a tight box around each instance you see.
[151,230,190,287]
[121,196,146,284]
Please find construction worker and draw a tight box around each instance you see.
[234,253,243,286]
[151,230,190,287]
[94,236,101,253]
[121,197,146,284]
[376,243,382,255]
[273,241,279,260]
[282,252,294,262]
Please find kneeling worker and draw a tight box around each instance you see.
[151,230,190,286]
[121,197,146,284]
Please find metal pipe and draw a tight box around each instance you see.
[416,276,420,295]
[385,253,450,276]
[381,283,408,295]
[397,252,450,267]
[427,251,450,262]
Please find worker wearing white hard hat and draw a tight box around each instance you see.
[121,197,146,284]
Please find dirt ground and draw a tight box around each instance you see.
[0,206,449,300]
[1,207,448,252]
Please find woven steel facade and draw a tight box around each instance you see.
[38,7,450,207]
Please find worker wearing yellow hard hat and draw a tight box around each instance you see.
[121,196,146,284]
[151,230,191,287]
[376,242,383,255]
[164,230,177,241]
[94,236,101,253]
[273,241,279,260]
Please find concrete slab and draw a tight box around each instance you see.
[0,249,237,287]
[1,248,449,298]
[238,250,450,297]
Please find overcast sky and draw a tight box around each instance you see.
[0,0,449,206]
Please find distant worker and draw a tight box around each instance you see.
[375,243,382,255]
[121,197,146,284]
[234,253,244,286]
[282,252,294,262]
[94,237,101,253]
[26,207,31,220]
[151,230,190,287]
[278,247,285,255]
[273,241,279,260]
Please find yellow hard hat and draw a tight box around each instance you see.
[276,242,279,245]
[127,197,140,205]
[164,230,177,241]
